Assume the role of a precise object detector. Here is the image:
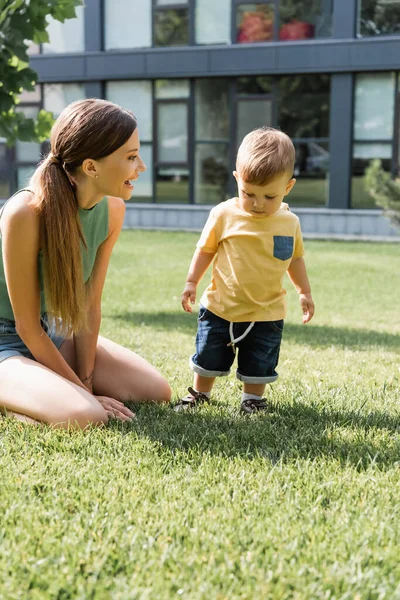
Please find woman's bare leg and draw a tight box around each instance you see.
[59,336,171,404]
[0,356,108,429]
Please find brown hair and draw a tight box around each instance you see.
[236,127,295,185]
[30,98,137,335]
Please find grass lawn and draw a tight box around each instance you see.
[1,232,400,599]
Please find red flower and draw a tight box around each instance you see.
[237,11,274,43]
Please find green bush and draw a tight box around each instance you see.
[365,159,400,229]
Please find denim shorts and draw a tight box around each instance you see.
[0,314,65,364]
[190,305,284,384]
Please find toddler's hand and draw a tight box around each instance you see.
[300,293,315,323]
[181,282,197,313]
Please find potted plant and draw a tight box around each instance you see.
[237,5,274,43]
[279,0,324,40]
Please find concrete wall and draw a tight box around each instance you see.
[123,204,400,241]
[1,200,398,241]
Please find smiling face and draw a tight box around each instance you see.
[82,128,146,201]
[234,170,296,217]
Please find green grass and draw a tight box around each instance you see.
[1,232,400,599]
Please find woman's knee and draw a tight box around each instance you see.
[151,378,172,404]
[120,375,171,405]
[55,400,108,430]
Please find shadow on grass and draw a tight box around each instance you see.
[108,311,400,351]
[112,400,400,471]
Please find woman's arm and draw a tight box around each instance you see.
[73,196,126,390]
[2,193,89,390]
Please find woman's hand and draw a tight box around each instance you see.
[95,395,136,421]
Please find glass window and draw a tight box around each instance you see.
[290,141,329,207]
[106,81,152,142]
[351,144,392,208]
[0,177,10,199]
[195,80,229,141]
[42,5,85,53]
[236,4,274,44]
[157,103,188,163]
[18,86,41,103]
[359,0,400,37]
[196,0,231,44]
[195,143,230,204]
[354,73,395,141]
[43,84,85,118]
[26,41,40,55]
[14,106,41,163]
[155,80,190,99]
[0,141,11,199]
[279,0,332,40]
[154,8,189,46]
[156,167,189,203]
[277,75,330,138]
[157,0,187,4]
[237,99,273,145]
[105,0,151,49]
[237,76,273,95]
[16,141,41,163]
[17,166,36,189]
[129,144,153,203]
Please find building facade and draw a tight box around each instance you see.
[1,0,400,238]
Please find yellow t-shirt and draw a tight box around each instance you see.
[197,198,305,322]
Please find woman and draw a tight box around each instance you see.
[0,99,171,428]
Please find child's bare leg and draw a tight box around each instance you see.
[193,373,215,393]
[243,383,266,397]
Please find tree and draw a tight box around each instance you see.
[365,159,400,229]
[0,0,82,145]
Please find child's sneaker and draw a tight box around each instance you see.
[173,387,210,412]
[240,397,269,414]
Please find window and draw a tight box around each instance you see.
[106,81,153,141]
[353,73,395,141]
[235,74,330,207]
[358,0,400,37]
[154,1,189,46]
[236,3,275,43]
[155,79,190,203]
[42,5,85,53]
[43,84,85,118]
[277,74,330,138]
[107,81,154,203]
[195,80,230,204]
[235,0,333,44]
[105,0,152,49]
[196,0,231,44]
[0,140,11,199]
[14,89,43,193]
[236,76,273,145]
[351,72,397,208]
[157,104,188,163]
[279,0,332,40]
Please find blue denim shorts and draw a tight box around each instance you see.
[0,314,65,364]
[190,305,284,384]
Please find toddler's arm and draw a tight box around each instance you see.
[287,256,315,323]
[181,248,215,313]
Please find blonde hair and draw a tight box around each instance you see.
[30,99,137,335]
[236,127,295,185]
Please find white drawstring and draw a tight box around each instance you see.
[227,321,255,354]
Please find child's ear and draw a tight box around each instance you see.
[232,170,239,183]
[285,178,296,195]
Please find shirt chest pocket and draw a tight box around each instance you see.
[273,236,294,261]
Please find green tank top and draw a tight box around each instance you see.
[0,190,109,321]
